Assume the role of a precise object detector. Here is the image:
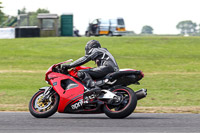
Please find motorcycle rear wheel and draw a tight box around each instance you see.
[29,90,59,118]
[103,86,137,119]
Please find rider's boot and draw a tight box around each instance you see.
[84,86,101,96]
[77,71,101,96]
[84,81,101,96]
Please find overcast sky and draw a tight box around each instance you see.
[1,0,200,34]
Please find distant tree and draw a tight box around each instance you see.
[0,1,2,9]
[198,24,200,34]
[36,8,49,14]
[0,1,5,24]
[29,8,50,26]
[0,1,3,14]
[17,7,50,26]
[17,7,29,26]
[18,7,27,14]
[141,25,153,34]
[176,20,197,35]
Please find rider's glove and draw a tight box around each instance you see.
[62,64,71,70]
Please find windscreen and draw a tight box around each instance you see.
[117,19,125,25]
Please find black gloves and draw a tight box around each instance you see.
[62,64,71,70]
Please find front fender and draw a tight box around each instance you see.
[39,86,50,91]
[39,86,53,95]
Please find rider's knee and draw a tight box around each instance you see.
[77,71,85,79]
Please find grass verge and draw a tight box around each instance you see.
[0,36,200,112]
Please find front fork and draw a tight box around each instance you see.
[39,86,55,102]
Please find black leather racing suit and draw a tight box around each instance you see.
[69,48,119,88]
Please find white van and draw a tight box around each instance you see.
[85,18,126,36]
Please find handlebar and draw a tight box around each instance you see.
[55,59,73,67]
[51,59,73,73]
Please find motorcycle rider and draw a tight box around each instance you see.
[62,40,119,96]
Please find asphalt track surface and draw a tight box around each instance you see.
[0,112,199,133]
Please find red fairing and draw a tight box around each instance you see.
[45,59,73,81]
[45,64,54,81]
[69,66,91,78]
[48,72,84,113]
[44,60,88,113]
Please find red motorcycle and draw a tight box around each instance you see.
[29,59,147,119]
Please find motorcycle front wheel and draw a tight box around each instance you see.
[29,90,59,118]
[103,86,137,119]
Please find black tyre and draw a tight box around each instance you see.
[103,86,137,119]
[108,32,113,36]
[85,31,91,37]
[29,90,59,118]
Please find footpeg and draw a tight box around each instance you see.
[84,87,101,96]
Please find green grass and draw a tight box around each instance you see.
[0,36,200,111]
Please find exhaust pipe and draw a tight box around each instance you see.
[135,88,147,100]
